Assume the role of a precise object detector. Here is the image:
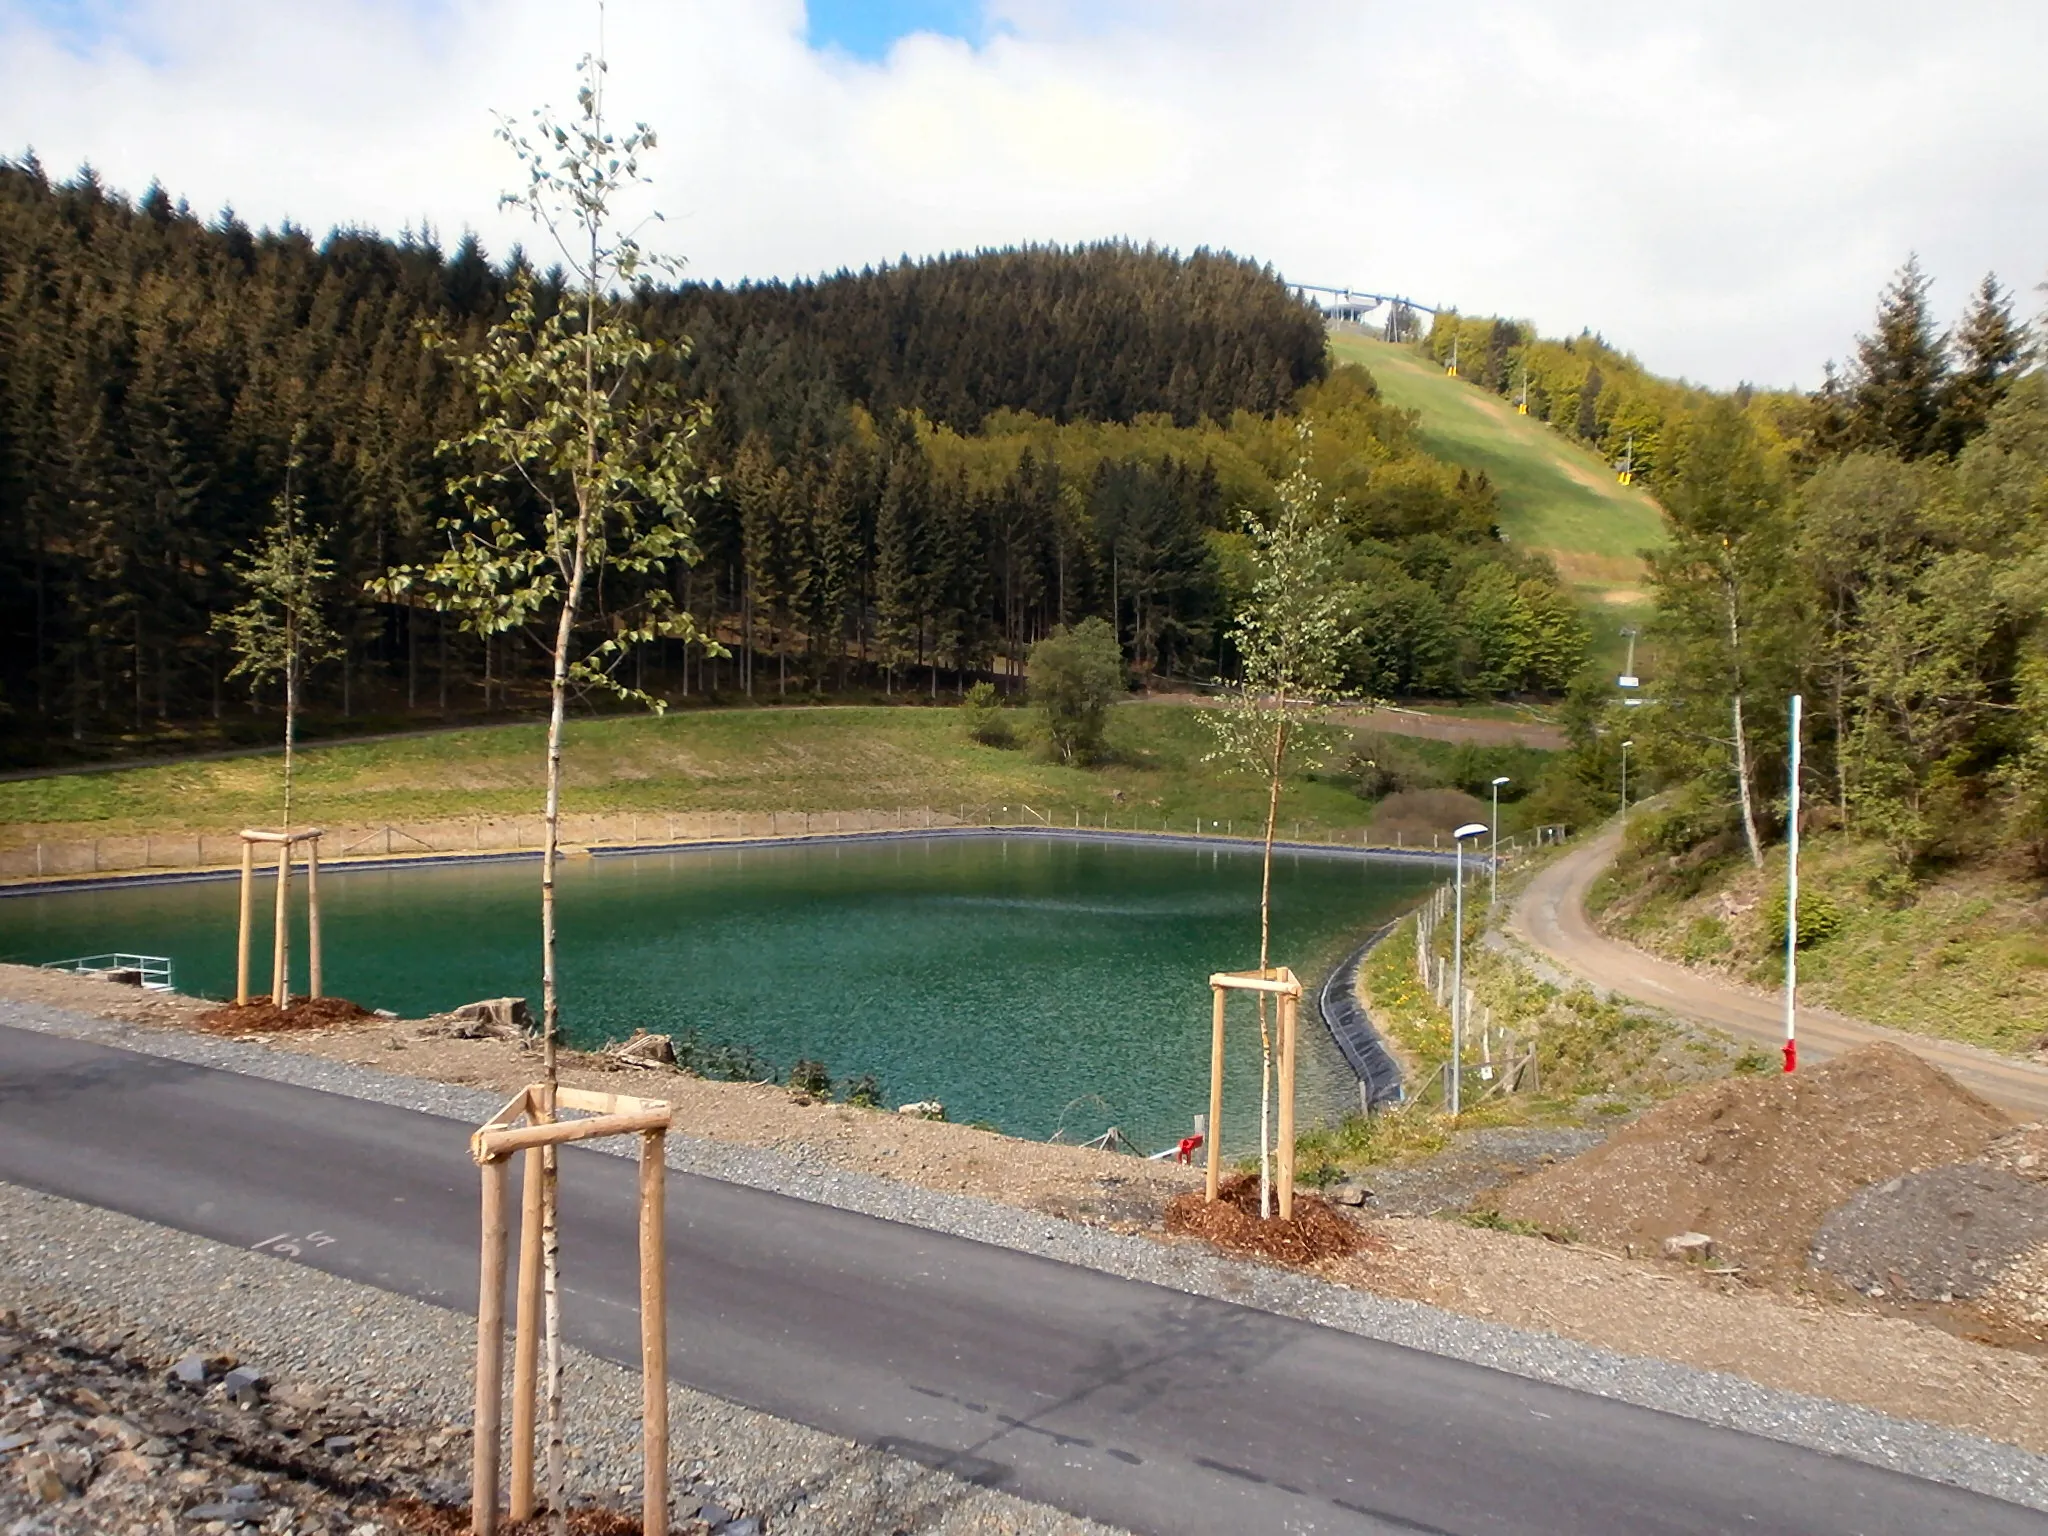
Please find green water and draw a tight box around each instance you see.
[0,835,1439,1148]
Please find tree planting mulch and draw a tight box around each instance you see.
[1165,1172,1369,1265]
[383,1499,643,1535]
[194,995,376,1034]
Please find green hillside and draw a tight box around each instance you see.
[1330,332,1667,617]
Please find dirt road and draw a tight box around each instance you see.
[1510,824,2048,1120]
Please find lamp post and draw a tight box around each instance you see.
[1489,777,1510,905]
[1620,740,1634,826]
[1450,821,1488,1116]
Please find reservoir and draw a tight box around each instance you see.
[0,834,1441,1149]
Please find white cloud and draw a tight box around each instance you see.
[2,0,2043,388]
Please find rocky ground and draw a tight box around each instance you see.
[0,1186,1122,1536]
[5,964,2048,1501]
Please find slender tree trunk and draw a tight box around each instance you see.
[1724,577,1764,868]
[1256,715,1288,1220]
[283,649,297,833]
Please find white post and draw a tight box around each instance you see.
[1489,776,1510,906]
[1620,740,1633,826]
[1785,694,1802,1073]
[1451,838,1465,1116]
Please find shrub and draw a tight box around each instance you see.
[960,681,1013,747]
[842,1072,885,1109]
[1627,785,1736,859]
[1759,884,1846,948]
[787,1058,833,1098]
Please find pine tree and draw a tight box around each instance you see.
[1848,255,1949,460]
[1940,273,2025,455]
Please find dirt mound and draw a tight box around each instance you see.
[1491,1043,2011,1277]
[1164,1173,1367,1265]
[195,995,376,1034]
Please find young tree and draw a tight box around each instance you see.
[212,432,341,839]
[1645,400,1794,868]
[1028,617,1123,762]
[1203,424,1355,1218]
[371,46,714,1529]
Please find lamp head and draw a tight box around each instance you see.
[1453,822,1488,841]
[1621,740,1634,750]
[1491,776,1511,786]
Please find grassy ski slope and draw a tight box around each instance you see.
[1330,332,1667,626]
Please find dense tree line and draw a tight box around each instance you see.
[0,157,1580,756]
[1425,267,2022,488]
[1551,259,2047,875]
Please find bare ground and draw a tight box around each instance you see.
[5,964,2048,1456]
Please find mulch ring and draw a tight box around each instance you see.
[1164,1172,1370,1266]
[381,1499,642,1535]
[193,995,376,1034]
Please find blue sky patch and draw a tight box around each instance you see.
[806,0,985,62]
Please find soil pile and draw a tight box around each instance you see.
[194,995,375,1034]
[1165,1173,1367,1265]
[1491,1043,2011,1277]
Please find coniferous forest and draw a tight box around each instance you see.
[0,158,1587,758]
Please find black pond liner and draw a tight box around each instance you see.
[1318,925,1406,1109]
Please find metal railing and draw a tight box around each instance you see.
[41,953,174,990]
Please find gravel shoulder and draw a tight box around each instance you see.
[6,969,2048,1512]
[0,1183,1122,1535]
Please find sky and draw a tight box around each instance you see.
[2,0,2044,391]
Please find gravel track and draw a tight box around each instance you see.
[6,997,2048,1516]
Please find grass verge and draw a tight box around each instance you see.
[0,701,1394,849]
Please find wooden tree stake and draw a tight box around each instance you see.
[639,1130,669,1536]
[236,840,254,1007]
[271,840,291,1008]
[469,1086,671,1536]
[1277,991,1298,1220]
[472,1155,509,1536]
[1206,987,1227,1203]
[306,835,323,1000]
[1206,968,1303,1216]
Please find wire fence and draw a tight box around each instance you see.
[0,807,1557,884]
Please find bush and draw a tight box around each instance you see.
[960,681,1013,747]
[1627,785,1736,859]
[1028,618,1124,764]
[1759,884,1846,948]
[842,1072,885,1109]
[787,1058,833,1098]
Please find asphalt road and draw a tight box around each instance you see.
[0,1025,2039,1535]
[1509,825,2048,1119]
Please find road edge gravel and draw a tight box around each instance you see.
[0,1182,1122,1535]
[5,997,2047,1515]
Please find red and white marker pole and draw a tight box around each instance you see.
[1785,693,1802,1073]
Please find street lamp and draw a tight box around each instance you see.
[1620,740,1634,826]
[1489,777,1511,906]
[1450,821,1488,1116]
